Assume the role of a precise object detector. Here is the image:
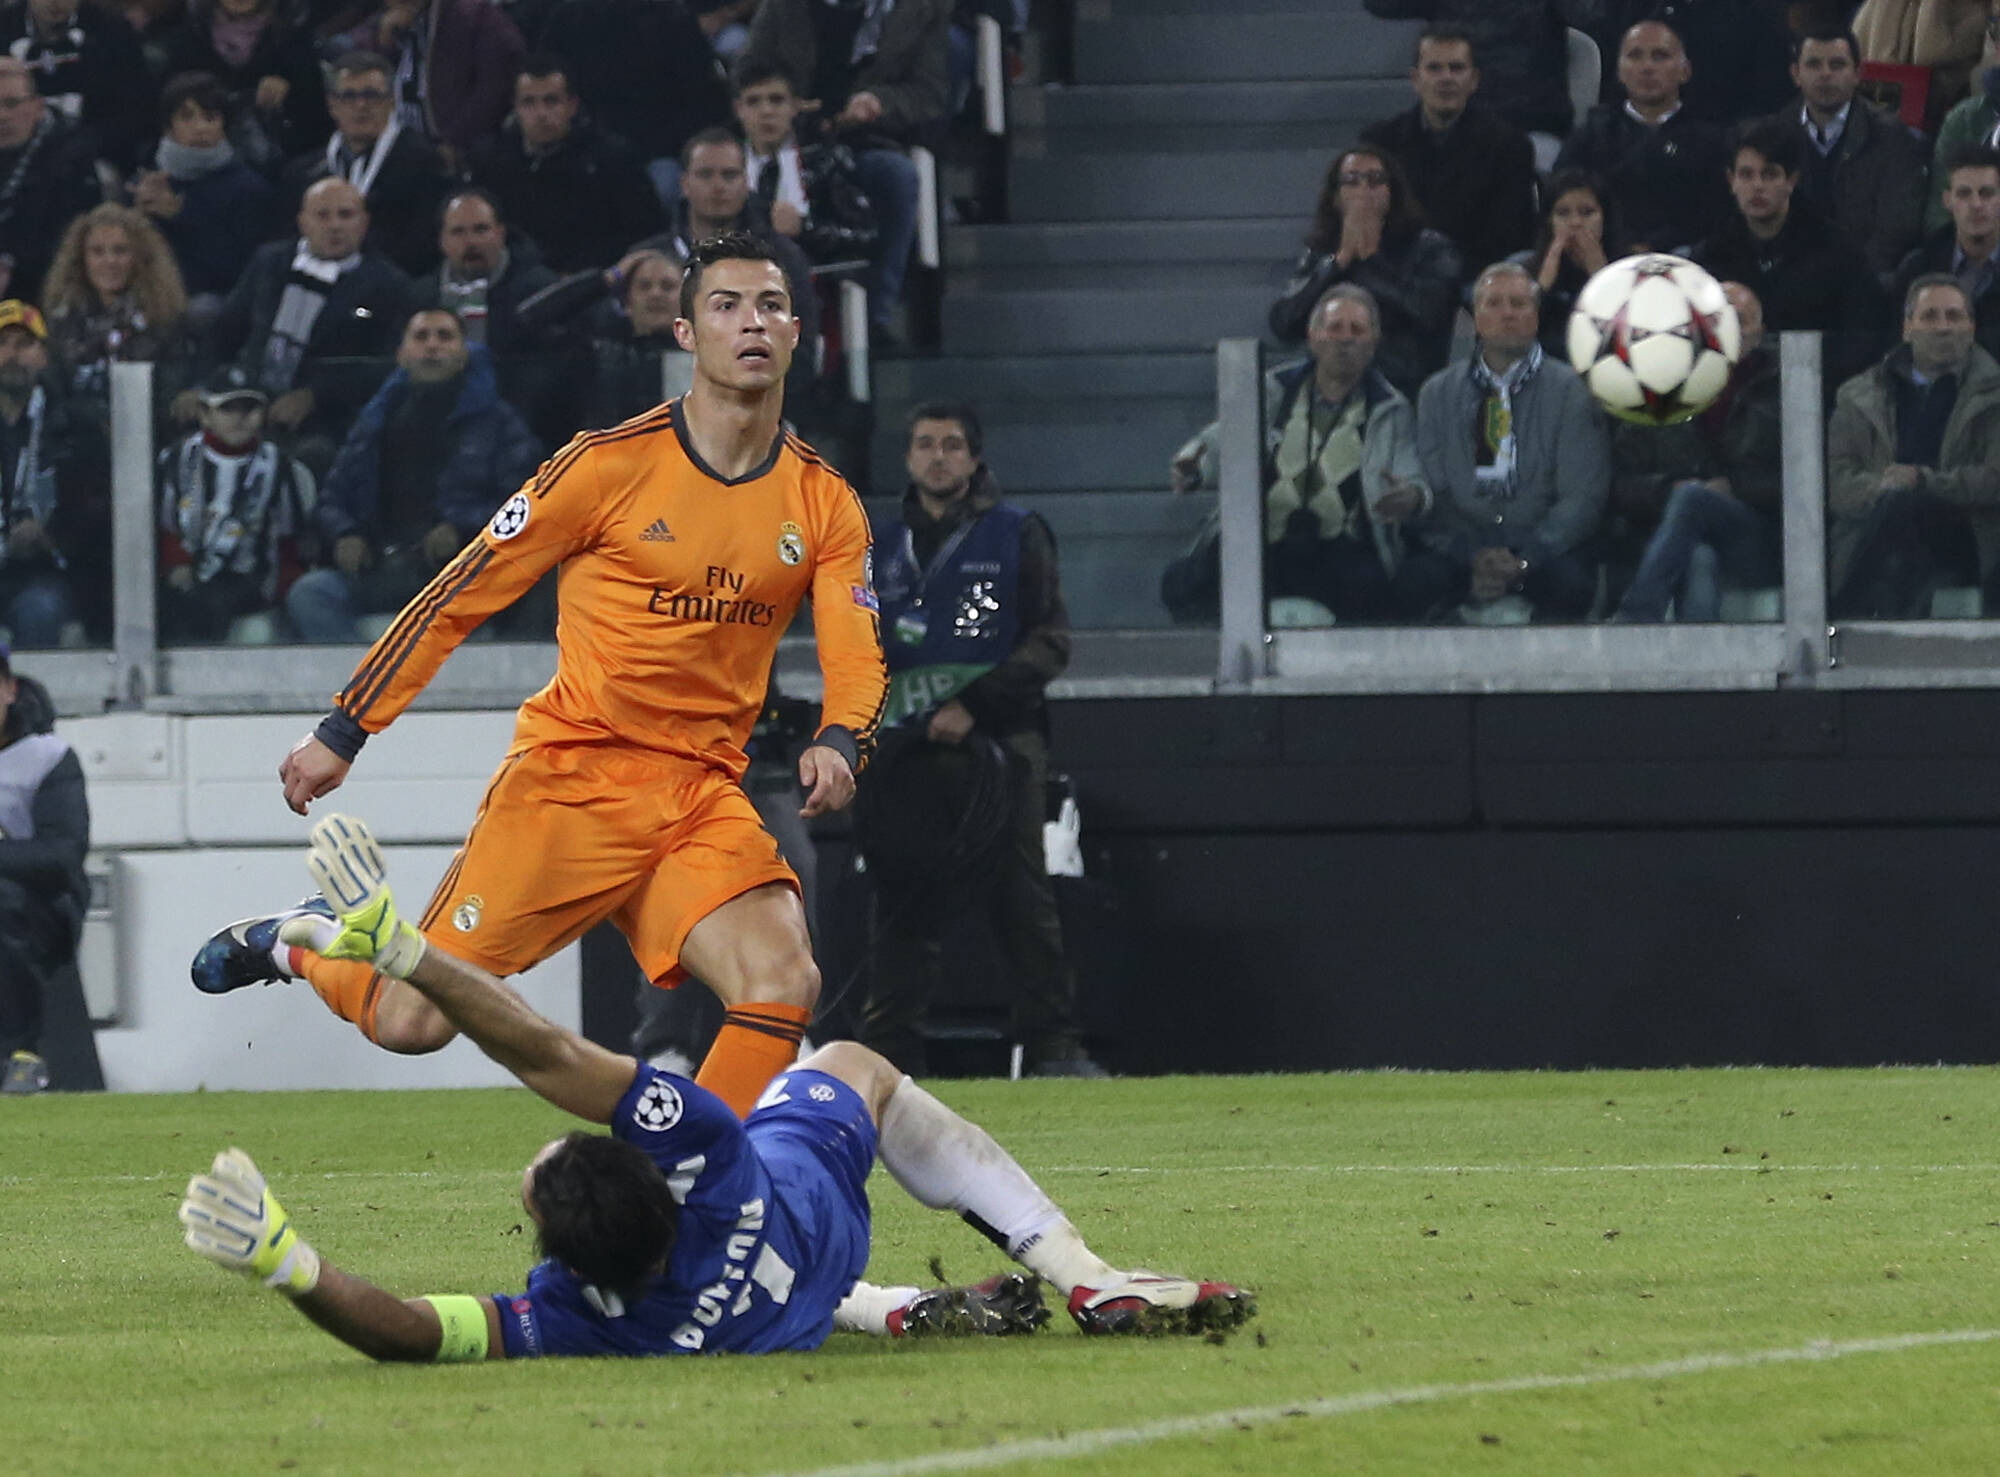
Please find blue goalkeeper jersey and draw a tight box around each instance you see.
[490,1064,877,1358]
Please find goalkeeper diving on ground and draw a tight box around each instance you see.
[177,815,1256,1359]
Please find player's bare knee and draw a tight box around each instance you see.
[799,1040,899,1120]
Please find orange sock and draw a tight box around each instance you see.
[696,1003,812,1118]
[293,949,388,1044]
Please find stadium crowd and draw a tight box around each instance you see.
[1166,0,2000,625]
[0,0,1023,648]
[0,0,1995,647]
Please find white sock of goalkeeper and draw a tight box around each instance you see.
[832,1279,923,1335]
[877,1076,1121,1295]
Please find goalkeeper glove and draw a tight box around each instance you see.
[179,1147,322,1295]
[278,812,426,980]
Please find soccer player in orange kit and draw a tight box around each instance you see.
[193,233,887,1118]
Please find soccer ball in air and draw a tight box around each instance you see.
[1567,254,1740,426]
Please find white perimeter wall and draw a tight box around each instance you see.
[72,709,580,1093]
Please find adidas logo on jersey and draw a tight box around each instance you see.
[640,519,675,542]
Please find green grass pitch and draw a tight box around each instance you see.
[6,1067,2000,1475]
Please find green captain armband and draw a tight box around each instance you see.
[420,1295,492,1362]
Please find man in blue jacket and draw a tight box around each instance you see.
[286,307,542,642]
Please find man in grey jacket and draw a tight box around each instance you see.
[1162,283,1433,624]
[1407,261,1611,620]
[1828,273,2000,618]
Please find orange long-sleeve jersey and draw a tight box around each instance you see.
[321,401,887,782]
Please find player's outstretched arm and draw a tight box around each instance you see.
[178,1146,504,1362]
[281,813,639,1124]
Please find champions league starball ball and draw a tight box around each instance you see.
[1566,253,1741,426]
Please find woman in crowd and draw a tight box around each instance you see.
[1268,147,1461,399]
[516,246,691,439]
[1510,169,1621,360]
[40,204,189,417]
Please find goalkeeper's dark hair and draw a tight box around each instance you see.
[678,230,788,321]
[529,1131,679,1299]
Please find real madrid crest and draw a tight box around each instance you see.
[453,894,484,932]
[777,519,805,566]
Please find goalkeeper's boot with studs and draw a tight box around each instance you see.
[1067,1274,1257,1336]
[191,897,335,994]
[887,1273,1050,1338]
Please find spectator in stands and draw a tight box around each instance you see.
[1360,0,1597,151]
[414,185,561,425]
[1269,147,1462,400]
[733,62,880,266]
[1776,25,1930,283]
[40,202,188,415]
[281,51,448,278]
[287,307,539,642]
[1556,20,1731,253]
[0,0,154,170]
[512,245,690,439]
[0,301,108,646]
[204,177,417,458]
[1359,27,1537,288]
[0,57,102,305]
[1613,282,1784,621]
[152,0,329,177]
[466,56,666,276]
[658,127,822,400]
[1855,0,1990,117]
[1926,6,2000,232]
[859,399,1104,1079]
[1510,169,1620,357]
[1692,118,1886,387]
[737,0,949,341]
[1592,1,1796,124]
[135,73,278,318]
[1828,273,2000,616]
[529,0,731,212]
[1407,262,1610,622]
[1162,283,1433,626]
[576,249,689,428]
[0,645,88,1096]
[1895,146,2000,359]
[328,0,524,162]
[156,362,315,644]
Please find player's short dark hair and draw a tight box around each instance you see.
[679,230,787,320]
[331,50,392,84]
[529,1132,680,1300]
[1946,145,2000,183]
[160,70,226,126]
[1791,26,1861,66]
[733,60,799,97]
[1413,25,1475,67]
[1728,116,1802,176]
[516,51,572,92]
[906,400,983,456]
[681,123,745,172]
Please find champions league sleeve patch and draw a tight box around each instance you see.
[851,584,878,611]
[632,1077,685,1133]
[488,492,530,541]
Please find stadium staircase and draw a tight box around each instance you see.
[867,0,1423,628]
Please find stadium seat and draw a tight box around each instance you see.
[1717,587,1783,623]
[1930,586,1984,619]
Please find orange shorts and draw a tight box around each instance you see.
[416,742,797,987]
